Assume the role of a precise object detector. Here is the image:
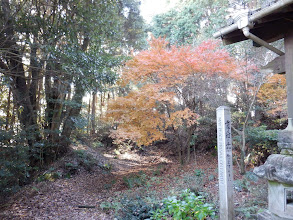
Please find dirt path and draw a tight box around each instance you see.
[0,144,171,220]
[0,143,267,219]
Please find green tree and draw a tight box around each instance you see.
[0,0,145,169]
[151,0,229,45]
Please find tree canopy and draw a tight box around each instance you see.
[151,0,229,45]
[106,37,237,162]
[0,0,145,171]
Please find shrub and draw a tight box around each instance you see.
[0,130,30,198]
[64,162,79,175]
[235,206,259,219]
[74,149,97,171]
[181,170,206,193]
[192,117,217,152]
[151,189,216,220]
[36,169,62,182]
[246,126,278,165]
[116,196,157,220]
[123,171,147,189]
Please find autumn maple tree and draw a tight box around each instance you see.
[106,37,236,163]
[258,74,287,125]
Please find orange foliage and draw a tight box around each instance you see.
[233,59,259,81]
[123,37,236,87]
[106,87,166,146]
[258,74,287,117]
[106,37,237,146]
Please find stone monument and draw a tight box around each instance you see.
[217,106,234,220]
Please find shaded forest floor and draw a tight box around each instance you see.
[0,140,268,219]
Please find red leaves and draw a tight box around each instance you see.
[124,37,236,87]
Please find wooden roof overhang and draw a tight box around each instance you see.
[213,0,293,46]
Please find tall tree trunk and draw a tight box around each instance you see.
[50,88,65,142]
[29,41,40,125]
[178,145,183,165]
[2,0,38,133]
[100,92,104,118]
[199,100,204,116]
[87,96,91,135]
[240,130,246,175]
[44,62,66,142]
[173,129,183,164]
[37,75,43,123]
[186,144,190,164]
[44,64,53,130]
[185,126,194,164]
[11,104,16,131]
[91,91,97,135]
[193,145,197,165]
[61,82,85,152]
[2,0,41,167]
[5,86,11,130]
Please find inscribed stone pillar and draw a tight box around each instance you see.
[217,106,234,220]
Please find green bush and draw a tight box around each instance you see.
[123,171,147,189]
[194,169,204,177]
[235,206,259,219]
[74,149,97,171]
[151,189,216,220]
[246,126,278,165]
[181,170,206,193]
[116,196,157,220]
[0,130,30,197]
[64,162,79,175]
[246,126,277,146]
[36,169,61,182]
[192,117,217,152]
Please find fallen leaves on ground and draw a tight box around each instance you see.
[0,144,267,219]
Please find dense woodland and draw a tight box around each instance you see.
[0,0,288,219]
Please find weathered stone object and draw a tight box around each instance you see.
[278,130,293,155]
[254,154,293,185]
[254,154,293,219]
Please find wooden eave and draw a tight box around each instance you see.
[216,2,293,45]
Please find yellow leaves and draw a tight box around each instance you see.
[105,85,168,146]
[108,109,166,147]
[258,74,286,101]
[106,88,198,146]
[167,108,198,129]
[257,74,287,116]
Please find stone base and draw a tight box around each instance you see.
[258,210,273,220]
[258,210,293,220]
[268,181,293,219]
[278,130,293,155]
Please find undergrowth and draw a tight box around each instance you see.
[101,189,215,220]
[36,149,106,182]
[151,189,216,220]
[100,162,267,220]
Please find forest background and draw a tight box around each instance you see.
[0,0,287,200]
